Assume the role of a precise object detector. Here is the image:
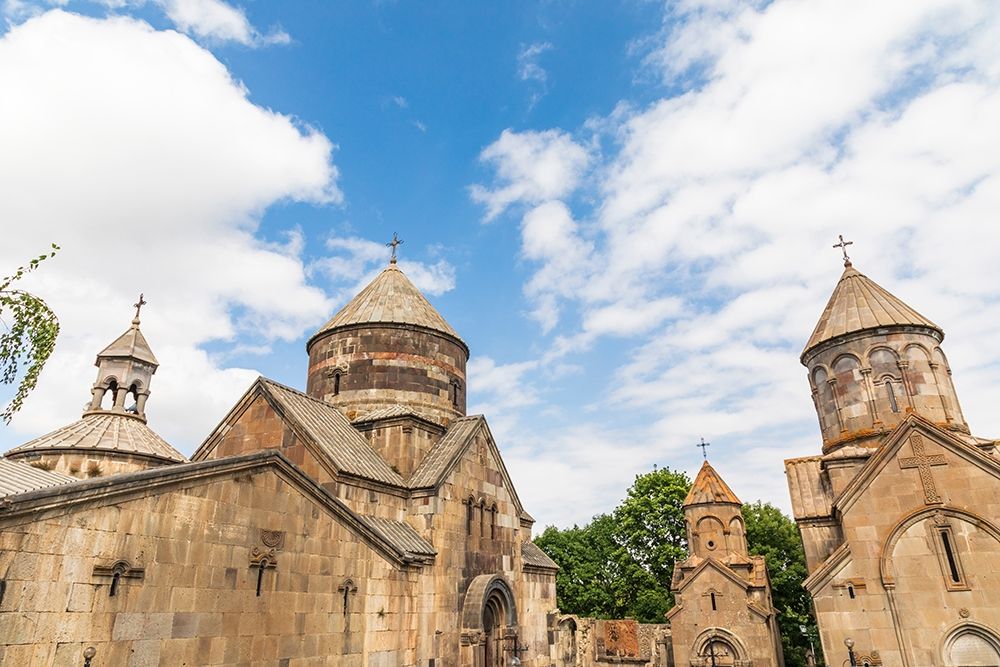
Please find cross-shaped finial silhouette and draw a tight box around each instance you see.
[386,232,404,263]
[696,437,711,460]
[833,234,854,267]
[133,293,147,322]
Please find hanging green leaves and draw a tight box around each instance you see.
[0,244,60,423]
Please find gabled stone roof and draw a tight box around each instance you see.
[521,541,559,571]
[803,263,940,357]
[5,412,186,463]
[258,378,406,487]
[408,416,482,488]
[0,458,75,498]
[310,263,464,346]
[357,515,436,560]
[97,319,158,366]
[684,460,742,506]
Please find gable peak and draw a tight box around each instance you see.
[684,460,742,506]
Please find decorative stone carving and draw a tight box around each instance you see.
[260,529,285,550]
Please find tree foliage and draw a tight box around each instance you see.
[536,466,690,623]
[0,245,60,423]
[536,469,823,665]
[743,501,823,666]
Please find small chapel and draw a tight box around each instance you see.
[0,254,562,666]
[786,249,1000,666]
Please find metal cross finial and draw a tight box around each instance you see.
[133,293,147,322]
[386,232,404,264]
[833,234,854,267]
[697,437,711,460]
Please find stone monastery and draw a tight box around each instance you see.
[0,245,998,667]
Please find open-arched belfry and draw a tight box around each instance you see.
[0,256,558,666]
[786,256,1000,667]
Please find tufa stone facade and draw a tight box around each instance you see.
[786,260,1000,666]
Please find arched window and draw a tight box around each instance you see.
[490,504,497,540]
[480,500,488,538]
[945,626,1000,666]
[101,379,119,410]
[333,372,341,396]
[885,379,900,413]
[466,497,475,536]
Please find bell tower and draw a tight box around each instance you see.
[85,294,158,422]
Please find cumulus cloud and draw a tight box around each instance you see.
[158,0,290,46]
[0,10,338,450]
[313,236,457,300]
[469,129,591,221]
[473,0,1000,526]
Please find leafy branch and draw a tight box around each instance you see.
[1,244,60,423]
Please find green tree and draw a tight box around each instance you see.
[743,501,823,667]
[1,245,60,423]
[537,466,691,623]
[612,466,691,619]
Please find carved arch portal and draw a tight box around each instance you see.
[941,622,1000,666]
[462,574,518,667]
[691,627,751,667]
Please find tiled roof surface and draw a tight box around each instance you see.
[351,405,424,424]
[521,540,559,571]
[357,515,436,559]
[784,456,833,519]
[0,458,76,498]
[313,263,463,343]
[804,264,940,356]
[261,379,406,487]
[408,416,482,488]
[97,321,158,366]
[684,460,742,506]
[6,413,186,462]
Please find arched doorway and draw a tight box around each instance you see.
[462,574,518,667]
[944,625,1000,667]
[691,628,750,667]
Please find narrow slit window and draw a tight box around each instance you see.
[886,381,899,413]
[490,506,497,540]
[256,563,265,597]
[466,499,474,536]
[109,572,122,597]
[941,530,961,584]
[847,585,855,599]
[710,592,717,611]
[343,585,350,614]
[333,373,341,396]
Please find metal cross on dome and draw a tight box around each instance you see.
[386,232,404,263]
[833,234,854,266]
[133,293,147,321]
[696,437,711,460]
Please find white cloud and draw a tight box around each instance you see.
[474,0,1000,527]
[0,10,338,450]
[517,41,552,83]
[469,129,591,222]
[313,236,457,299]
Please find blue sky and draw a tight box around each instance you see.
[2,0,1000,528]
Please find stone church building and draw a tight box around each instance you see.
[668,461,783,666]
[786,258,1000,666]
[0,258,562,666]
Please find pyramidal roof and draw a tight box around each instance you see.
[803,262,940,358]
[97,318,158,366]
[6,412,186,463]
[311,261,464,346]
[684,460,742,506]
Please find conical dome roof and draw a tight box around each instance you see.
[97,318,158,366]
[6,412,185,463]
[310,262,465,348]
[802,263,941,359]
[684,460,742,506]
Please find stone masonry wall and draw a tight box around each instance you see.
[0,467,423,667]
[306,326,467,426]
